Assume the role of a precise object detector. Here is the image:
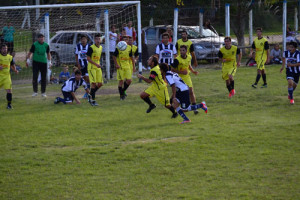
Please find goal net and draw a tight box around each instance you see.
[0,1,141,87]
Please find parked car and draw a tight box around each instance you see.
[49,30,105,66]
[143,25,219,62]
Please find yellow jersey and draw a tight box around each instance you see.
[176,39,193,55]
[0,53,13,76]
[173,55,192,79]
[87,44,102,70]
[130,45,137,67]
[252,37,269,61]
[219,45,239,68]
[149,65,167,90]
[116,45,132,69]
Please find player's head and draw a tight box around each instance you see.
[74,69,82,80]
[94,33,101,46]
[167,27,173,35]
[288,41,297,52]
[63,65,69,72]
[121,28,126,36]
[181,30,188,40]
[122,35,129,43]
[256,27,263,37]
[111,24,116,32]
[80,35,88,45]
[180,45,187,56]
[224,36,232,48]
[0,44,8,55]
[162,33,170,44]
[37,33,45,43]
[274,43,280,50]
[127,21,132,27]
[159,63,169,74]
[148,55,158,67]
[128,36,133,45]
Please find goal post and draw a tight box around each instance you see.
[0,1,142,84]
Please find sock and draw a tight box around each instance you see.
[58,97,66,104]
[87,83,90,89]
[168,106,176,114]
[90,88,96,100]
[262,74,267,84]
[226,84,232,92]
[176,107,190,121]
[118,86,124,96]
[143,97,153,106]
[7,93,12,105]
[255,74,261,84]
[94,86,99,93]
[230,80,234,90]
[188,103,203,111]
[288,87,294,99]
[123,82,130,92]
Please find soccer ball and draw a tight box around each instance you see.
[117,41,127,51]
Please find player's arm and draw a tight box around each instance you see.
[75,46,80,69]
[265,41,270,63]
[190,44,198,67]
[218,50,225,62]
[250,42,255,58]
[171,59,188,75]
[171,84,176,99]
[155,45,160,60]
[46,45,51,67]
[137,71,157,83]
[189,65,199,75]
[26,44,35,67]
[237,48,242,67]
[113,48,120,69]
[71,92,80,104]
[86,47,100,68]
[130,50,136,72]
[10,60,18,74]
[280,56,285,73]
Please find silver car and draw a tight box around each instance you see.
[143,25,219,62]
[49,30,104,66]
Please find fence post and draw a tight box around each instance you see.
[173,8,178,44]
[199,8,204,36]
[283,0,287,51]
[225,3,230,37]
[96,9,101,32]
[295,7,298,32]
[104,9,110,80]
[249,9,253,45]
[45,12,50,82]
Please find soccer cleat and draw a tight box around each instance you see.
[124,91,127,97]
[180,120,191,124]
[146,104,156,113]
[231,89,236,96]
[54,97,60,104]
[201,101,208,114]
[228,92,232,98]
[290,99,295,105]
[171,112,178,118]
[252,84,257,88]
[120,95,126,100]
[288,95,291,100]
[41,93,47,97]
[93,101,99,106]
[7,104,13,109]
[261,83,267,88]
[32,92,38,97]
[193,110,199,115]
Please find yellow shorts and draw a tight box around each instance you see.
[181,75,193,88]
[256,59,266,70]
[117,68,132,81]
[0,75,12,90]
[88,68,103,84]
[145,85,170,106]
[222,67,236,80]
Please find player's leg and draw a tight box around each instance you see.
[117,69,125,99]
[229,74,236,96]
[252,68,262,88]
[6,89,12,109]
[122,69,132,99]
[40,62,48,97]
[156,87,177,118]
[288,78,295,104]
[123,79,132,97]
[32,61,39,96]
[140,90,156,113]
[261,69,267,88]
[88,69,98,106]
[173,91,190,123]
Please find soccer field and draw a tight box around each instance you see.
[0,65,299,199]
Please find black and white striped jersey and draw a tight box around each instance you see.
[62,77,87,93]
[155,43,177,65]
[165,71,189,92]
[283,50,300,73]
[75,43,90,68]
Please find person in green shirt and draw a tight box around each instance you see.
[2,22,15,55]
[26,33,51,97]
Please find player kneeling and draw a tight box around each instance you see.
[160,63,207,124]
[54,69,90,105]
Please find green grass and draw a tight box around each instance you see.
[0,65,300,199]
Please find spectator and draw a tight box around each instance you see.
[119,28,127,41]
[166,27,173,43]
[141,30,149,70]
[26,33,51,97]
[270,44,282,64]
[2,21,15,55]
[59,66,70,84]
[124,21,136,44]
[203,19,218,35]
[109,24,118,78]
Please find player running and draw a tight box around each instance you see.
[0,44,18,109]
[171,45,199,114]
[250,27,270,88]
[280,41,300,105]
[54,69,89,105]
[218,36,242,98]
[113,36,135,100]
[75,35,90,99]
[137,56,177,118]
[86,33,103,106]
[160,63,207,124]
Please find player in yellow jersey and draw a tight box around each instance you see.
[218,36,242,98]
[176,30,198,67]
[128,36,139,74]
[113,36,136,100]
[87,33,103,106]
[0,44,18,109]
[137,56,178,118]
[250,27,270,88]
[171,45,199,115]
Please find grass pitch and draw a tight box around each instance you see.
[0,65,299,199]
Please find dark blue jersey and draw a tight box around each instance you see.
[61,77,87,93]
[283,50,300,73]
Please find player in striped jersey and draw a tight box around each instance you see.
[155,33,177,65]
[75,35,90,98]
[280,41,300,105]
[54,69,90,105]
[250,27,270,88]
[160,63,207,124]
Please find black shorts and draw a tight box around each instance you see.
[62,91,73,103]
[286,70,299,84]
[176,90,190,109]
